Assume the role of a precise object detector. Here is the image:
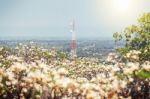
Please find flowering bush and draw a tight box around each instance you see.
[0,44,149,99]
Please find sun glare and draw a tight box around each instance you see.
[112,0,131,12]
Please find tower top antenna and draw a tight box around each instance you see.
[70,20,75,31]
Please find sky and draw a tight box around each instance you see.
[0,0,150,40]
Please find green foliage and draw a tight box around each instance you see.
[1,59,13,69]
[113,32,122,48]
[116,47,130,55]
[0,47,11,58]
[136,69,150,79]
[57,51,67,59]
[113,32,122,42]
[116,73,126,80]
[113,13,150,61]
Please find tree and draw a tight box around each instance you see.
[113,13,150,62]
[113,32,122,48]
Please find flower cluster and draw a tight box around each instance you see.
[125,50,141,61]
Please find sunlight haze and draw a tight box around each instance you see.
[0,0,150,39]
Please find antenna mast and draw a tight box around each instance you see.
[70,20,77,58]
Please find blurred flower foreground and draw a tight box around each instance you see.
[0,43,150,99]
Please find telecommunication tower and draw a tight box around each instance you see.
[70,20,77,58]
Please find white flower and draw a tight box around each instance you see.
[131,55,139,60]
[34,83,41,91]
[6,72,15,81]
[23,77,32,84]
[126,53,131,58]
[120,81,127,88]
[22,88,28,93]
[11,80,18,85]
[127,62,136,67]
[57,68,68,75]
[6,81,11,86]
[56,77,72,88]
[137,87,141,91]
[10,63,27,73]
[142,64,150,71]
[86,91,100,99]
[129,78,134,82]
[124,68,133,74]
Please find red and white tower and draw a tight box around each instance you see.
[70,20,77,57]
